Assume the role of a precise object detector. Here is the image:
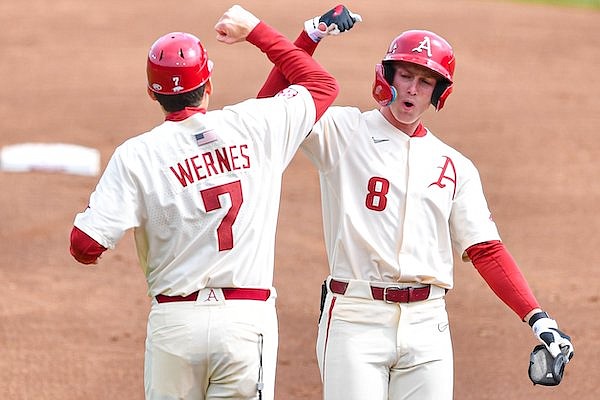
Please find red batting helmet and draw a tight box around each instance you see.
[147,32,213,95]
[372,30,455,111]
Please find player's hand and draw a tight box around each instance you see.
[215,5,260,44]
[320,5,362,33]
[304,4,362,43]
[530,312,574,362]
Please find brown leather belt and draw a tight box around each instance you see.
[329,279,431,303]
[155,288,271,303]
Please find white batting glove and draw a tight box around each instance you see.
[304,4,362,43]
[529,312,574,363]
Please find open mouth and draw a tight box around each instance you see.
[403,101,415,109]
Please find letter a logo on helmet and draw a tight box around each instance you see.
[147,32,213,95]
[372,30,455,111]
[411,37,433,57]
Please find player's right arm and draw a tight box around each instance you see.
[70,225,106,265]
[215,5,340,122]
[70,143,141,265]
[256,31,319,99]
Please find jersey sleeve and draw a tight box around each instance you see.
[220,85,318,168]
[73,143,142,249]
[301,106,362,172]
[450,159,501,256]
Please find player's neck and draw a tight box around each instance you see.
[379,107,420,137]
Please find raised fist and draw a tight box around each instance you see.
[215,5,260,44]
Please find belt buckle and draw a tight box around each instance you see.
[383,286,404,303]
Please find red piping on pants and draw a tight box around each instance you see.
[322,295,337,383]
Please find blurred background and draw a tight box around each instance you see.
[1,1,598,399]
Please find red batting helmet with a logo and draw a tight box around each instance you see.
[147,32,213,95]
[372,30,455,111]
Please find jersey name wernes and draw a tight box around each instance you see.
[74,86,315,296]
[302,107,500,288]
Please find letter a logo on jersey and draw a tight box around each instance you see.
[429,156,457,199]
[412,36,432,58]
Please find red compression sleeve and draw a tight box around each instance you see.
[465,240,540,320]
[70,226,107,265]
[248,24,336,121]
[257,31,318,99]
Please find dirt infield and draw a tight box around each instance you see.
[1,1,598,399]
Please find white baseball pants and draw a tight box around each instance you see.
[316,278,453,400]
[144,288,278,400]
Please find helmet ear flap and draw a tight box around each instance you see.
[432,81,453,111]
[372,63,397,107]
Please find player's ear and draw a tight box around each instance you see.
[204,79,213,96]
[147,88,157,101]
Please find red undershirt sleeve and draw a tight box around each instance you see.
[248,25,335,121]
[257,31,318,99]
[70,226,107,265]
[465,240,540,320]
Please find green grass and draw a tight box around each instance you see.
[511,0,600,9]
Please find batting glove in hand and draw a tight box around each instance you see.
[304,4,362,43]
[529,311,574,362]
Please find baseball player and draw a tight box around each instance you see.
[257,5,574,399]
[69,5,339,400]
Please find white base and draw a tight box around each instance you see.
[0,143,101,176]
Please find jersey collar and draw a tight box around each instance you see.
[165,107,207,122]
[411,123,427,137]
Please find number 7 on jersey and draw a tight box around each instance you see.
[200,180,243,251]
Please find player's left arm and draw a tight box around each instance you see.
[466,240,539,319]
[466,241,574,363]
[257,4,362,99]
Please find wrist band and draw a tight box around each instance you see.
[528,311,549,327]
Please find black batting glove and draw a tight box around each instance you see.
[304,5,362,42]
[320,5,361,33]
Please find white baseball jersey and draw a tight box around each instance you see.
[302,106,500,288]
[74,85,315,297]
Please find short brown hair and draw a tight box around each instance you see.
[154,85,206,113]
